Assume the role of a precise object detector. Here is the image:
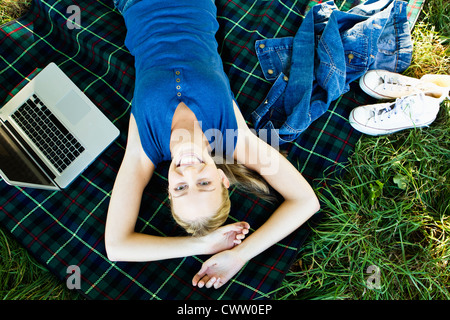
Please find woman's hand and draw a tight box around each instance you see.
[202,221,250,255]
[192,250,247,289]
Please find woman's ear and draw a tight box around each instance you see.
[218,169,230,189]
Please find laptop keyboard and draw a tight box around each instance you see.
[11,94,85,173]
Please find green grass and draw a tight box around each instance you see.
[1,0,449,300]
[275,0,450,300]
[276,122,450,299]
[0,228,82,299]
[0,0,31,25]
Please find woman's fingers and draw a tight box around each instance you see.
[205,276,217,288]
[194,275,221,289]
[213,278,222,289]
[192,264,208,286]
[222,221,250,235]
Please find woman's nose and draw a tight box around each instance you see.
[176,163,204,176]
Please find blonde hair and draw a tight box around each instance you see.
[169,163,274,237]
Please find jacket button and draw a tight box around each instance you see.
[267,69,274,75]
[259,43,265,49]
[348,53,354,63]
[283,75,289,81]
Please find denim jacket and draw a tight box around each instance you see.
[252,0,413,145]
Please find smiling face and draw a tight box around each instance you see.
[168,149,230,224]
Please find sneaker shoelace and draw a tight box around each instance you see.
[382,74,412,92]
[372,94,423,123]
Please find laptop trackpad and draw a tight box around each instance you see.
[55,90,91,125]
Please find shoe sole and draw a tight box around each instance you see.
[348,109,436,136]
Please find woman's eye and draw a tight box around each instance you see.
[175,184,187,191]
[198,181,210,186]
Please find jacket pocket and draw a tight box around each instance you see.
[341,30,369,71]
[256,37,293,81]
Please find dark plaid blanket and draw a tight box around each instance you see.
[0,0,423,300]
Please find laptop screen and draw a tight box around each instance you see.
[0,122,54,187]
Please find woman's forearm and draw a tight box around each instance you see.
[105,232,206,262]
[105,221,251,262]
[231,123,321,263]
[231,197,319,262]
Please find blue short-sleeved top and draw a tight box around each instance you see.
[123,0,238,166]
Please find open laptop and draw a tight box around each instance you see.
[0,62,120,190]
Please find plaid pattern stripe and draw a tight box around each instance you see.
[0,0,423,300]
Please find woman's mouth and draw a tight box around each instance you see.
[176,153,204,167]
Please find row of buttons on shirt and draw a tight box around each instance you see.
[175,70,182,97]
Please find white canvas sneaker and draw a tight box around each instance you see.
[359,70,450,101]
[349,93,441,136]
